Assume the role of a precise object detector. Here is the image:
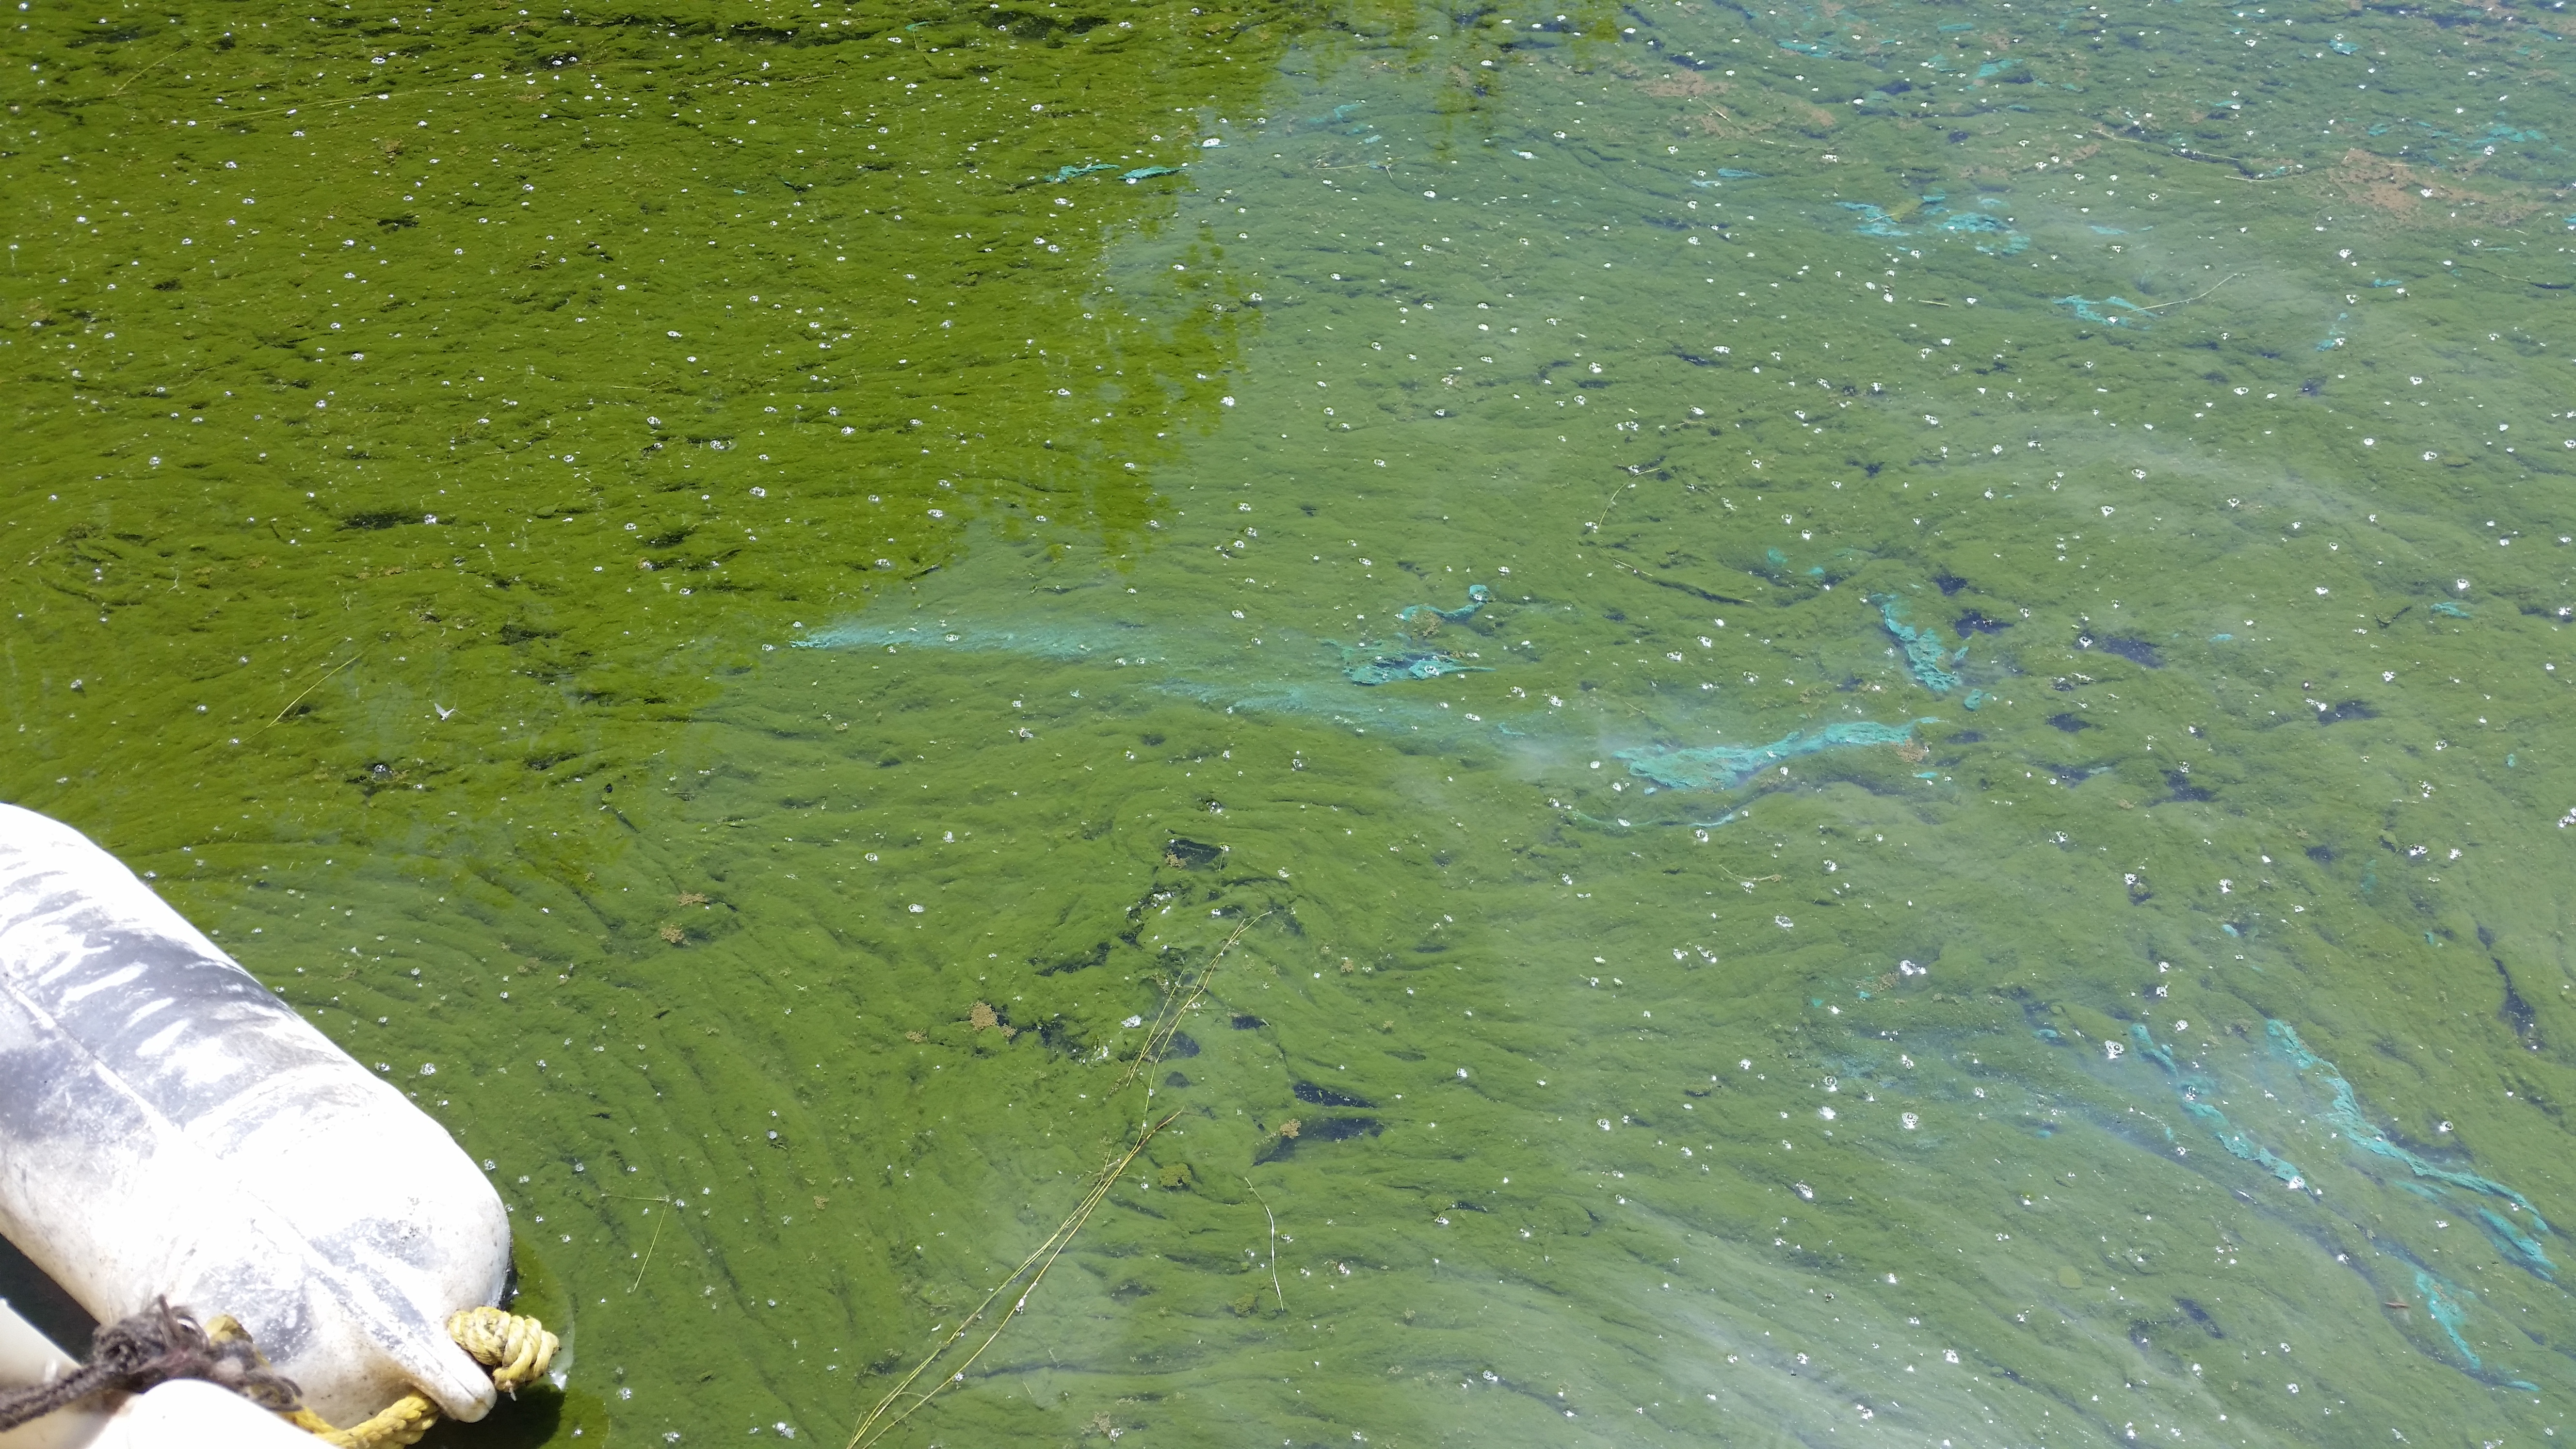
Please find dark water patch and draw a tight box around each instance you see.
[1255,1114,1384,1162]
[2046,712,2096,733]
[2495,960,2540,1047]
[1342,645,1488,686]
[2077,634,2166,668]
[1034,939,1114,975]
[1292,1080,1375,1108]
[1625,569,1755,606]
[1954,609,2014,638]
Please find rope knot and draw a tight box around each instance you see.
[0,1299,302,1433]
[0,1300,558,1449]
[444,1307,559,1395]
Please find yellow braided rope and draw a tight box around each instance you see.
[267,1308,559,1449]
[289,1394,437,1449]
[445,1307,558,1396]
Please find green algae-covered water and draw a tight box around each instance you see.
[11,0,2576,1441]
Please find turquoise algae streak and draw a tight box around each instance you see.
[1873,592,1967,693]
[9,0,2576,1444]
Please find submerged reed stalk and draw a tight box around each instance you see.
[844,914,1266,1449]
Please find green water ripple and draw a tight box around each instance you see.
[12,0,2576,1443]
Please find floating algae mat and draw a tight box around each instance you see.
[11,0,2576,1442]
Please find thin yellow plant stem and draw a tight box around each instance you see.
[846,918,1263,1447]
[1112,913,1262,1095]
[261,653,359,729]
[1242,1178,1285,1311]
[106,50,179,98]
[2134,272,2244,312]
[602,1192,684,1292]
[628,1205,669,1293]
[846,1114,1178,1449]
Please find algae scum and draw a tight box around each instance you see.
[11,0,2576,1442]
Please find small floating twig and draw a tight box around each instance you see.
[1583,478,1636,534]
[2133,272,2244,313]
[603,1192,682,1292]
[107,50,180,99]
[1243,1177,1287,1311]
[261,653,360,729]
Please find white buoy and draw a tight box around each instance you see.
[0,804,509,1426]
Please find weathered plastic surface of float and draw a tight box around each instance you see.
[0,802,531,1446]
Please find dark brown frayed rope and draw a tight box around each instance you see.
[0,1299,302,1431]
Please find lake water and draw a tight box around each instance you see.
[8,0,2576,1444]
